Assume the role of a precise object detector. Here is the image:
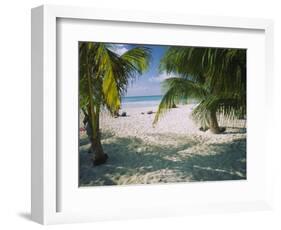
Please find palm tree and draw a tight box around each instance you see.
[153,47,246,134]
[79,42,151,165]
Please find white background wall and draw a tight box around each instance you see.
[0,0,280,229]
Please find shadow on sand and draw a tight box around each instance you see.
[79,130,246,186]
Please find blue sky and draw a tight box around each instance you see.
[111,43,171,97]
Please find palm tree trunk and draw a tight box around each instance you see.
[91,105,105,157]
[209,110,221,134]
[87,100,108,166]
[86,47,108,165]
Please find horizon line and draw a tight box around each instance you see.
[122,94,163,98]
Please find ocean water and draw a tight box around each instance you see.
[121,95,162,108]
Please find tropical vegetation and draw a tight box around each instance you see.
[153,47,246,134]
[79,42,151,165]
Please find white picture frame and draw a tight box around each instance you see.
[31,5,274,225]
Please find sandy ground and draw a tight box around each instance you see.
[79,105,246,186]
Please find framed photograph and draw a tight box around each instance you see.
[31,5,274,225]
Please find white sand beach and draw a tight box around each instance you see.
[79,104,246,186]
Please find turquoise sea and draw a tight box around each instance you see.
[121,95,162,108]
[121,95,198,109]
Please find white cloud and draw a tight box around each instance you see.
[148,72,174,82]
[110,44,129,56]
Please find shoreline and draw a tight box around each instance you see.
[79,104,246,186]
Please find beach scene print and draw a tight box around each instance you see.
[79,42,246,186]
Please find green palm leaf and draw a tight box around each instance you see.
[121,47,151,74]
[153,78,207,124]
[79,42,151,162]
[157,46,246,132]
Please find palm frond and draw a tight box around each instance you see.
[121,47,151,74]
[79,42,152,115]
[153,78,207,124]
[101,46,151,113]
[192,94,246,126]
[158,46,246,129]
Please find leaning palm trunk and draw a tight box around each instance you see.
[80,42,151,165]
[86,101,108,165]
[86,50,107,165]
[156,47,246,135]
[208,110,221,134]
[89,105,108,165]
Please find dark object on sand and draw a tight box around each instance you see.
[121,111,127,117]
[141,112,145,115]
[199,127,209,132]
[171,103,177,108]
[92,153,108,166]
[219,127,226,133]
[147,110,153,114]
[199,126,226,133]
[114,111,119,118]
